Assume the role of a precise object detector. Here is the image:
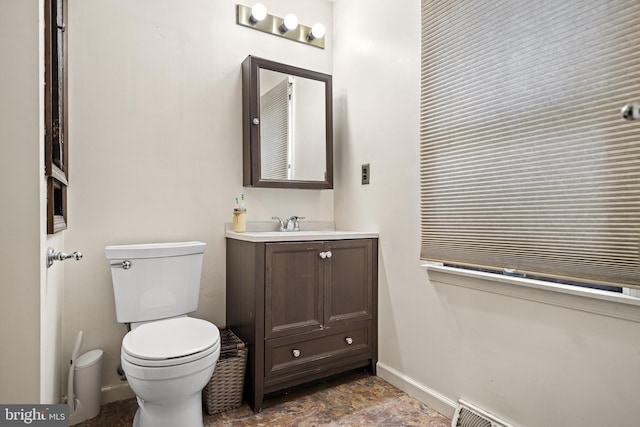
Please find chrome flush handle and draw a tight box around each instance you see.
[110,260,132,270]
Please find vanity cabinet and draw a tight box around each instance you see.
[226,237,378,412]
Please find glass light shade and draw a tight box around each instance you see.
[310,23,326,40]
[250,3,267,22]
[282,14,299,31]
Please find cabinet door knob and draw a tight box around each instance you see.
[292,349,301,358]
[345,337,353,345]
[325,251,332,258]
[319,251,327,259]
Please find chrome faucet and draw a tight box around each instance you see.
[272,216,305,232]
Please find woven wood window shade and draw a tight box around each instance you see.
[420,0,640,288]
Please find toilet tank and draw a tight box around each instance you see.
[105,241,206,323]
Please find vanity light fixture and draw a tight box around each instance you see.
[236,4,325,49]
[280,13,299,33]
[308,23,326,41]
[249,3,267,23]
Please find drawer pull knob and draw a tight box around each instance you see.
[292,349,301,358]
[345,337,353,345]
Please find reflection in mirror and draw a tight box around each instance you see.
[259,69,326,181]
[242,55,333,189]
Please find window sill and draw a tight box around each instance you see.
[423,263,640,323]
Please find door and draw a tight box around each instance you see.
[265,242,324,339]
[323,239,373,328]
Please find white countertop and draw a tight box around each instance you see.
[225,221,378,242]
[226,230,379,242]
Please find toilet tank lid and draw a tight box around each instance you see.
[105,241,206,260]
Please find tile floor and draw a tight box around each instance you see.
[76,372,451,426]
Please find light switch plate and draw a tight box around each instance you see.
[361,164,370,185]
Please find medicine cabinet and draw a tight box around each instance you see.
[242,56,333,189]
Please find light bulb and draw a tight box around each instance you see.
[281,13,298,32]
[250,3,267,23]
[309,23,326,40]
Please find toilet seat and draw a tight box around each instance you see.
[122,317,220,368]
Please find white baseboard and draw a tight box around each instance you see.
[376,361,457,419]
[100,382,135,405]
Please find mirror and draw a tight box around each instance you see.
[242,56,333,189]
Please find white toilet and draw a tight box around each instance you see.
[105,241,220,427]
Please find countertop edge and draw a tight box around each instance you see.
[225,230,379,242]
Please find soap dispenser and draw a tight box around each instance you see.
[233,194,247,232]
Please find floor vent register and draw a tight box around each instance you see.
[452,399,514,427]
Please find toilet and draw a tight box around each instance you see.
[105,241,220,427]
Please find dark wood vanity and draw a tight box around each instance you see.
[226,234,378,412]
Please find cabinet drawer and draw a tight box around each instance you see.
[265,323,370,382]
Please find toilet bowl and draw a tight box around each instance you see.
[121,317,220,427]
[105,242,219,427]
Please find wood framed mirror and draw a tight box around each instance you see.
[242,56,333,189]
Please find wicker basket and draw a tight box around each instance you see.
[203,328,248,415]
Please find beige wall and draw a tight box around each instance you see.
[333,0,640,426]
[4,1,639,423]
[63,0,333,401]
[0,0,42,404]
[42,232,65,403]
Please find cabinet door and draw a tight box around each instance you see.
[324,239,374,327]
[265,242,324,339]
